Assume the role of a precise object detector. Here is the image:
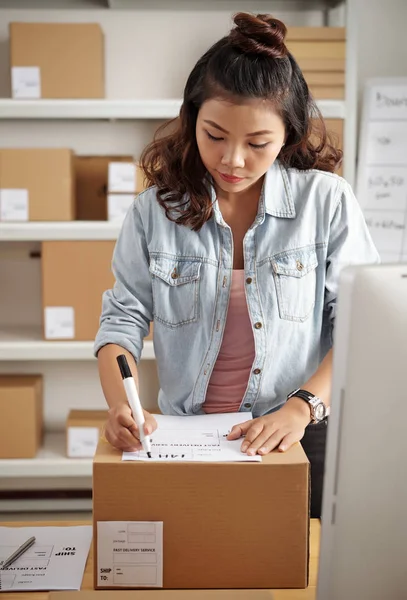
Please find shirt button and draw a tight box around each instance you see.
[253,368,261,375]
[254,322,262,329]
[244,403,252,409]
[246,277,252,284]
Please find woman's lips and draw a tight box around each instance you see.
[218,172,245,184]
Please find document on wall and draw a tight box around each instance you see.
[97,522,163,588]
[356,78,407,263]
[0,526,92,592]
[122,412,262,462]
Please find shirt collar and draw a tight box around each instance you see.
[262,160,296,219]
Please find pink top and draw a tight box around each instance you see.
[203,270,256,414]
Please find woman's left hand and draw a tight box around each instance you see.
[227,397,311,455]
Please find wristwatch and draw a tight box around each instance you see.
[286,388,328,424]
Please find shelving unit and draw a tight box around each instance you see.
[0,432,92,478]
[0,0,350,512]
[0,327,155,361]
[0,98,345,121]
[0,221,122,241]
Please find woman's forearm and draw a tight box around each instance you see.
[285,348,333,419]
[97,343,139,409]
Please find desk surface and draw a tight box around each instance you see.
[1,520,320,600]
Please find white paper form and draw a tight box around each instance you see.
[122,412,262,462]
[97,522,163,588]
[356,79,407,262]
[0,526,92,592]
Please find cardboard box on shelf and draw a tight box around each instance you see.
[66,410,108,458]
[41,241,115,341]
[93,440,309,590]
[75,156,134,221]
[0,148,74,221]
[286,27,346,100]
[50,590,275,600]
[107,162,147,223]
[9,22,104,99]
[41,240,154,342]
[0,375,43,459]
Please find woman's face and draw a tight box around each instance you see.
[196,96,286,197]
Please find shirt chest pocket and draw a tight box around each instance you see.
[149,255,202,328]
[271,246,318,322]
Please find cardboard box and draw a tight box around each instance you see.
[286,27,346,99]
[326,118,344,176]
[42,241,115,341]
[10,22,104,99]
[93,440,309,590]
[75,156,134,221]
[0,148,74,221]
[0,375,43,458]
[50,591,274,600]
[107,162,147,223]
[66,410,108,458]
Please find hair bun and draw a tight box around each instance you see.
[229,13,288,59]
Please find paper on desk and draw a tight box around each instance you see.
[97,521,163,588]
[122,412,262,462]
[0,525,92,592]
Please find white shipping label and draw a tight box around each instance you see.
[11,66,41,99]
[0,189,29,221]
[97,521,163,588]
[68,427,100,458]
[45,307,75,340]
[108,162,136,193]
[107,194,134,222]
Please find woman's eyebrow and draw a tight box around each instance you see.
[203,119,273,137]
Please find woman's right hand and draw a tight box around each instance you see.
[104,404,158,452]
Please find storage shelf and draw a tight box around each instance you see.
[0,221,122,241]
[0,99,345,120]
[0,432,92,478]
[0,99,182,120]
[0,327,155,361]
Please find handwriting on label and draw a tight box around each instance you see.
[365,217,405,230]
[375,91,407,110]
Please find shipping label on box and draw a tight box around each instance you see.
[11,66,41,98]
[107,194,134,222]
[108,163,136,193]
[0,189,29,221]
[97,522,163,588]
[68,427,100,458]
[45,306,75,339]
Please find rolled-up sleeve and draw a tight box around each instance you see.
[94,200,152,363]
[325,181,380,327]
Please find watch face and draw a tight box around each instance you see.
[315,402,326,421]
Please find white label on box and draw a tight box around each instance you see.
[68,427,100,458]
[45,307,75,339]
[107,194,134,222]
[108,162,136,193]
[97,521,163,588]
[0,189,29,221]
[11,66,41,99]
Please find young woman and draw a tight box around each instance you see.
[95,13,379,517]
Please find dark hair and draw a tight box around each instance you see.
[140,12,343,231]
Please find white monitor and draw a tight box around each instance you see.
[317,263,407,600]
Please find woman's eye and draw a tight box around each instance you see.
[249,142,270,149]
[206,131,223,142]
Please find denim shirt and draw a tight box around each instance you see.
[94,160,379,417]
